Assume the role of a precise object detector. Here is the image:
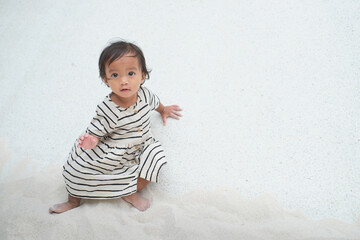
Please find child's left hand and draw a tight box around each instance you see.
[160,105,182,125]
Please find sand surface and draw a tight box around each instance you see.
[1,0,360,239]
[1,140,359,239]
[0,141,360,240]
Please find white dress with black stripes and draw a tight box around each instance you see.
[62,86,166,199]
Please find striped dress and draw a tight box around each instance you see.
[62,86,166,199]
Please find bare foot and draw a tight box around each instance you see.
[123,192,150,211]
[49,201,80,214]
[49,195,81,214]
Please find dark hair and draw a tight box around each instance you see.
[98,41,150,81]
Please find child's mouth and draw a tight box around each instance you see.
[121,89,130,92]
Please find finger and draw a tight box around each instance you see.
[170,114,180,120]
[172,105,182,111]
[162,115,167,125]
[173,111,183,117]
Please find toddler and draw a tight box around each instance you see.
[49,41,182,213]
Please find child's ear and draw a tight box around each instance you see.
[141,73,146,84]
[103,78,109,86]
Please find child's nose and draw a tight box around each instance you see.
[119,77,128,84]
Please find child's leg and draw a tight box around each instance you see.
[137,177,150,191]
[122,177,150,211]
[49,194,81,214]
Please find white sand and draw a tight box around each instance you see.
[1,0,360,239]
[0,141,359,239]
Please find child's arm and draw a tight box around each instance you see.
[78,101,116,149]
[77,133,100,149]
[156,103,182,125]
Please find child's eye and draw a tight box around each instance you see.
[128,72,135,76]
[111,73,118,78]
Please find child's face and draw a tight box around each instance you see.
[104,53,145,105]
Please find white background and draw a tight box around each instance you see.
[0,0,359,222]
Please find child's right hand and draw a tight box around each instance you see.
[77,133,99,149]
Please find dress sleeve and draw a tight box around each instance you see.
[140,86,160,110]
[86,101,118,138]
